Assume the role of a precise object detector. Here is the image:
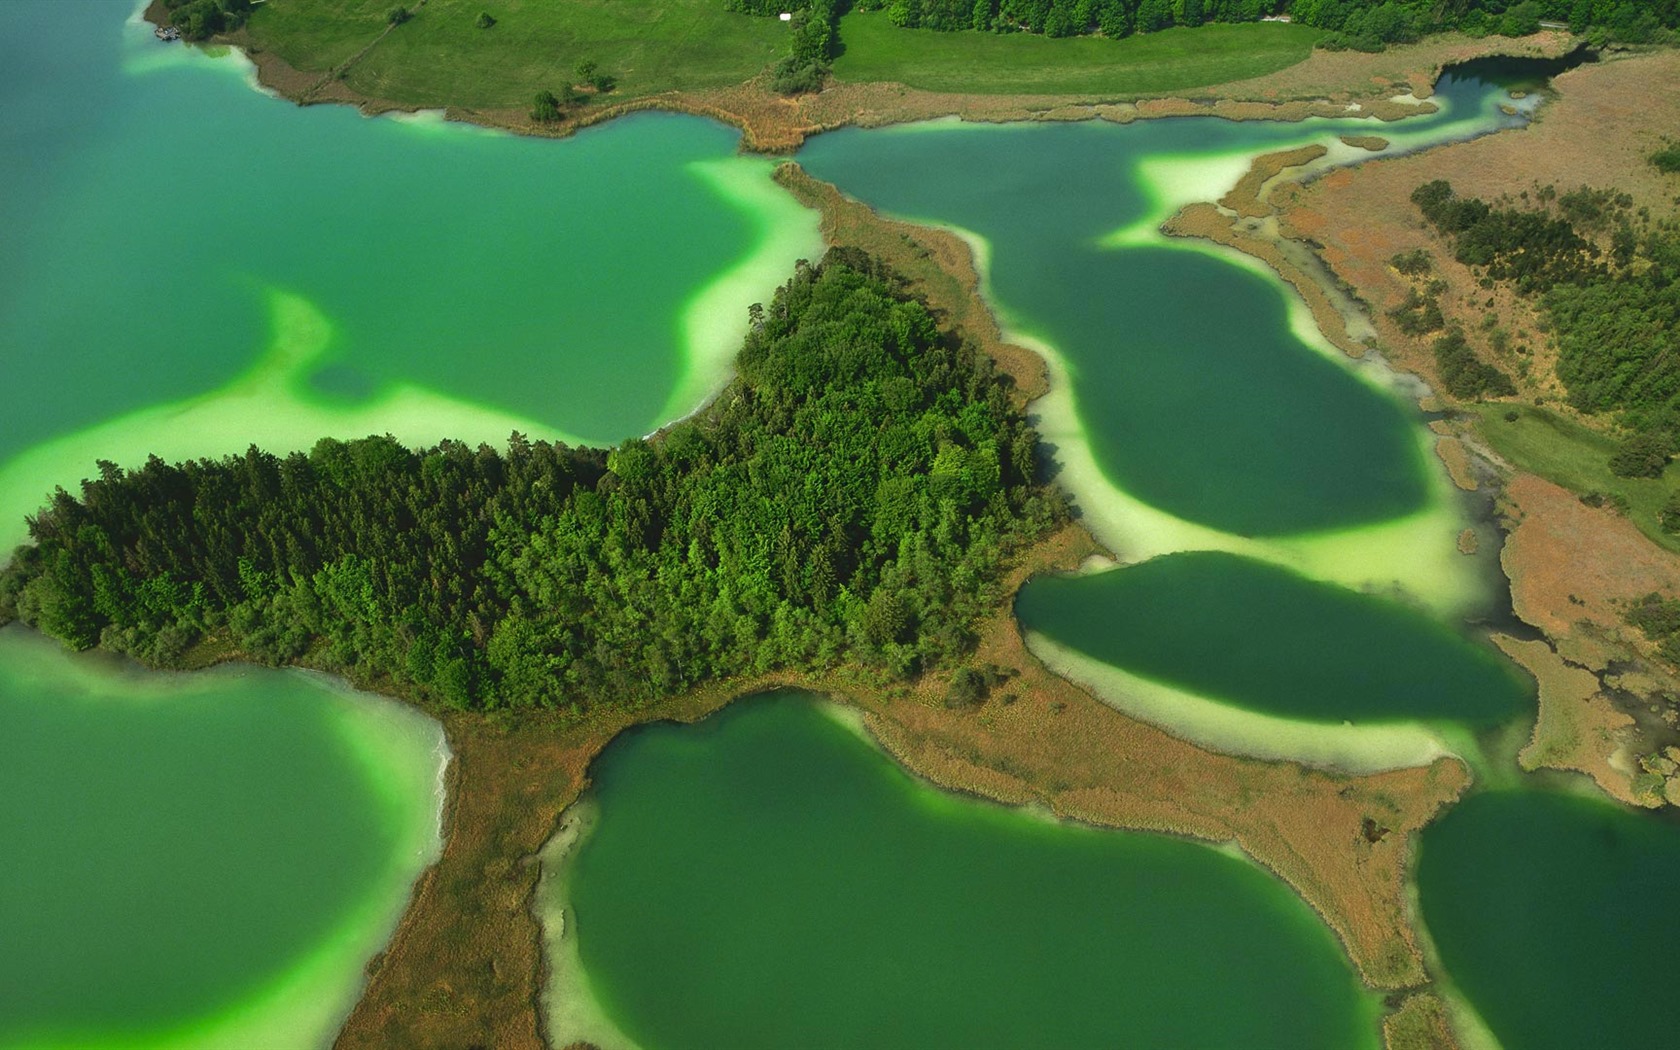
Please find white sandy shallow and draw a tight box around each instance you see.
[1025,631,1456,773]
[0,289,582,553]
[657,157,826,427]
[537,799,643,1050]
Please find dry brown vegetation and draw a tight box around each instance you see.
[1493,633,1646,806]
[1181,50,1680,810]
[1221,144,1330,218]
[1383,992,1462,1050]
[1279,49,1680,398]
[333,159,1487,1047]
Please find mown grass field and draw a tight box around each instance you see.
[831,14,1321,96]
[244,0,792,106]
[1470,404,1680,555]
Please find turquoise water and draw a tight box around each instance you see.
[0,3,809,1044]
[5,5,1671,1048]
[561,695,1382,1049]
[0,1,816,468]
[1016,551,1534,725]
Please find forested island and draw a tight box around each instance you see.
[0,251,1064,713]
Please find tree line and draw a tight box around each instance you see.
[161,0,252,41]
[0,251,1067,713]
[1409,178,1680,496]
[729,0,1677,49]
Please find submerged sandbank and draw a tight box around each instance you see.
[1024,631,1453,773]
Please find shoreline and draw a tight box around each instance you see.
[1263,48,1680,810]
[111,10,1669,1046]
[326,144,1501,1043]
[147,0,1582,155]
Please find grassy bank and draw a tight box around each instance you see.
[831,13,1321,96]
[243,0,790,106]
[1469,404,1680,556]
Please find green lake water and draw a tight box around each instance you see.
[0,627,445,1049]
[0,0,817,482]
[6,5,1673,1048]
[1015,551,1533,726]
[796,73,1533,539]
[1417,790,1680,1050]
[0,2,807,1044]
[557,694,1381,1050]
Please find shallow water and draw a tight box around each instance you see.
[0,628,445,1049]
[0,3,828,1041]
[0,0,818,475]
[3,6,1668,1048]
[557,694,1382,1050]
[1016,551,1534,726]
[796,71,1531,541]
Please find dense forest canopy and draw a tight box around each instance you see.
[732,0,1678,46]
[0,252,1066,712]
[1409,180,1680,482]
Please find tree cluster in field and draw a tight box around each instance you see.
[0,252,1066,713]
[530,61,616,122]
[1270,1,1675,50]
[733,0,843,94]
[853,0,1281,36]
[161,0,252,41]
[1628,592,1680,666]
[728,0,1676,46]
[1411,179,1680,488]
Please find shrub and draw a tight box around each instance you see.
[1629,593,1680,638]
[1433,330,1516,400]
[1390,249,1433,276]
[387,7,410,25]
[475,11,496,28]
[530,90,561,123]
[1608,433,1672,479]
[945,667,989,709]
[1661,491,1680,534]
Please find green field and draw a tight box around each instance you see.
[1469,404,1680,554]
[831,14,1321,96]
[244,0,792,106]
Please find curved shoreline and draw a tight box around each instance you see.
[150,0,1581,154]
[325,111,1518,1046]
[111,10,1639,1048]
